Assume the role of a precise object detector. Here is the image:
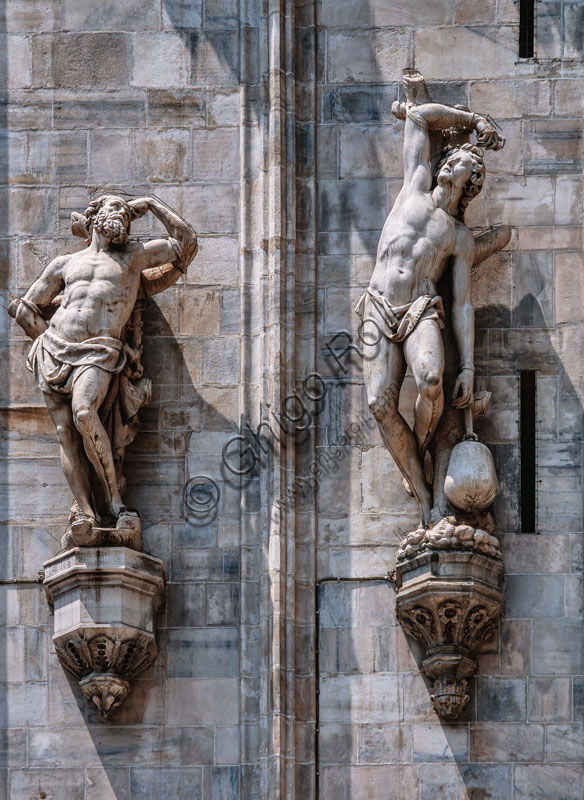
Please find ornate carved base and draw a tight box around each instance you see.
[43,547,164,719]
[80,674,130,718]
[395,549,504,721]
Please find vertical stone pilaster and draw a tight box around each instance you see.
[237,1,318,796]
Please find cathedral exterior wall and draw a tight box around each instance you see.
[0,0,582,798]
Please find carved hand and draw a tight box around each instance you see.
[392,100,407,120]
[474,117,505,151]
[452,368,474,409]
[128,197,151,220]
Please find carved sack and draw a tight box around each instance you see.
[444,407,498,512]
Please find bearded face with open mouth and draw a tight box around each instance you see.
[94,207,130,246]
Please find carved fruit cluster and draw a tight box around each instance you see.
[397,518,502,561]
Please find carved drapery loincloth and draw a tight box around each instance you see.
[27,329,127,397]
[355,289,445,344]
[27,326,151,492]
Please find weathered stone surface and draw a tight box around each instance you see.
[131,32,189,89]
[532,621,584,675]
[190,32,239,87]
[167,628,238,678]
[358,724,411,764]
[10,769,85,800]
[85,767,130,800]
[412,724,468,762]
[6,0,62,32]
[321,0,452,27]
[525,119,583,175]
[192,129,240,181]
[339,125,403,179]
[63,0,160,31]
[3,35,32,88]
[470,80,551,118]
[320,765,419,800]
[134,129,190,182]
[504,533,570,574]
[471,723,544,761]
[475,677,527,722]
[32,33,130,88]
[513,765,584,800]
[415,26,521,80]
[505,574,564,618]
[167,678,239,725]
[327,30,413,84]
[528,677,571,722]
[500,619,530,675]
[130,768,203,798]
[320,674,400,724]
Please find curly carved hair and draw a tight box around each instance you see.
[83,194,132,245]
[433,143,485,221]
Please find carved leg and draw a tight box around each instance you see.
[404,319,445,461]
[364,337,432,525]
[71,367,125,518]
[43,392,95,521]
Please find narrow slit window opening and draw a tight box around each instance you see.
[519,0,536,59]
[519,370,537,533]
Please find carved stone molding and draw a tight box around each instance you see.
[44,547,164,718]
[395,550,504,720]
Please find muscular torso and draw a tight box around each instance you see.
[50,248,140,343]
[370,188,457,305]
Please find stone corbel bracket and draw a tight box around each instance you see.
[43,547,164,719]
[395,550,504,720]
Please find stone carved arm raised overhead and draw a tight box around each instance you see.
[71,195,199,299]
[128,195,198,275]
[134,197,198,298]
[395,99,503,193]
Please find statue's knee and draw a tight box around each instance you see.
[55,422,75,444]
[419,370,443,398]
[73,407,95,435]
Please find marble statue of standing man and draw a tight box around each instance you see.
[357,71,510,533]
[11,194,198,546]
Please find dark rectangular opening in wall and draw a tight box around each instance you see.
[520,370,537,533]
[519,0,535,58]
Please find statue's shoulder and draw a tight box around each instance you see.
[453,219,475,254]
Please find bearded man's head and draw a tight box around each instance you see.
[83,195,132,246]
